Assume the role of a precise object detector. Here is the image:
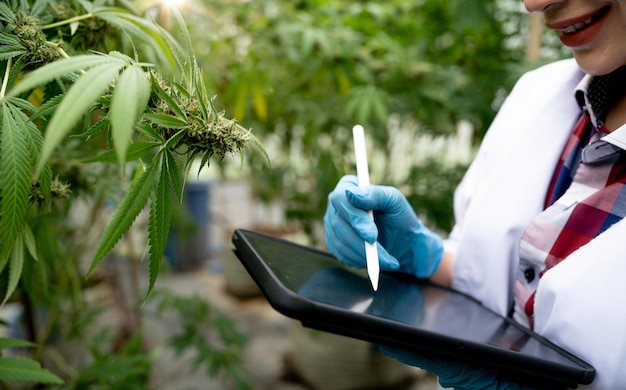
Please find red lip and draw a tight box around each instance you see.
[546,10,599,31]
[547,7,611,48]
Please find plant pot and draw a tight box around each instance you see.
[222,246,262,299]
[165,181,212,271]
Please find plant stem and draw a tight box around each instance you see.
[0,57,12,99]
[41,13,94,30]
[46,41,72,60]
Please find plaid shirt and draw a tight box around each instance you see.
[515,68,626,327]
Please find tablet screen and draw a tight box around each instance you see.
[232,229,594,387]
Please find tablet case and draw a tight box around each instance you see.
[231,228,595,389]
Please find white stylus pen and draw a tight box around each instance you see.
[352,125,380,291]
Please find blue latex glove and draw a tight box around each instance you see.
[379,346,527,390]
[324,175,444,279]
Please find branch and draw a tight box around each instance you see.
[0,57,11,99]
[41,13,94,30]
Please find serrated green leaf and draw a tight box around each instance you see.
[84,141,159,163]
[0,51,26,61]
[29,94,64,121]
[160,128,187,152]
[22,225,38,262]
[171,6,194,72]
[150,74,186,119]
[7,98,45,171]
[7,54,124,98]
[71,116,110,139]
[250,133,271,167]
[144,113,188,129]
[0,102,32,266]
[111,64,151,166]
[108,50,134,63]
[165,150,183,203]
[135,122,164,142]
[196,68,210,120]
[3,235,24,305]
[0,357,38,371]
[88,160,159,276]
[36,61,125,175]
[197,151,211,173]
[0,338,36,350]
[5,97,36,114]
[35,164,52,212]
[94,7,175,71]
[146,154,172,300]
[0,35,20,45]
[0,3,16,22]
[0,356,63,384]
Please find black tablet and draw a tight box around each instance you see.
[231,228,595,389]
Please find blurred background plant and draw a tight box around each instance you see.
[184,0,569,238]
[0,0,263,388]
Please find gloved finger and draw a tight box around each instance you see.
[379,346,505,390]
[325,204,400,271]
[378,345,447,374]
[327,175,378,242]
[325,210,368,268]
[346,185,409,215]
[375,242,401,271]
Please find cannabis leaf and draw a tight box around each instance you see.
[7,52,154,172]
[0,100,34,274]
[88,159,160,277]
[0,338,63,385]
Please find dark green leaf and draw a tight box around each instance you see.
[71,116,110,140]
[144,113,187,129]
[150,74,186,119]
[0,338,36,350]
[94,7,176,71]
[7,54,125,98]
[37,61,126,174]
[165,150,183,203]
[29,94,64,121]
[89,160,159,276]
[0,356,63,384]
[146,154,172,300]
[5,97,36,114]
[0,102,32,267]
[84,141,159,163]
[22,225,38,262]
[3,234,24,305]
[111,64,151,166]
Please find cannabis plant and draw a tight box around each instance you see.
[0,0,264,386]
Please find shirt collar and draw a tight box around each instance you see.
[575,74,598,126]
[575,71,626,152]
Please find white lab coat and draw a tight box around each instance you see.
[446,58,626,389]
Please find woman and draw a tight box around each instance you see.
[324,0,626,388]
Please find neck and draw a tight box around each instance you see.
[605,94,626,132]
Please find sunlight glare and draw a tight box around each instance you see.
[162,0,184,8]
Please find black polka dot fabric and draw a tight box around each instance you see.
[587,66,626,125]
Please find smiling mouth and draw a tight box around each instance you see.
[561,6,611,34]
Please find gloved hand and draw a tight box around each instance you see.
[324,175,444,279]
[379,346,525,390]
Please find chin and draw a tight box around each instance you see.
[573,50,626,76]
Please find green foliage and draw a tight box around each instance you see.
[0,0,264,387]
[1,0,265,304]
[187,0,535,235]
[68,331,152,389]
[0,338,62,385]
[152,289,251,390]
